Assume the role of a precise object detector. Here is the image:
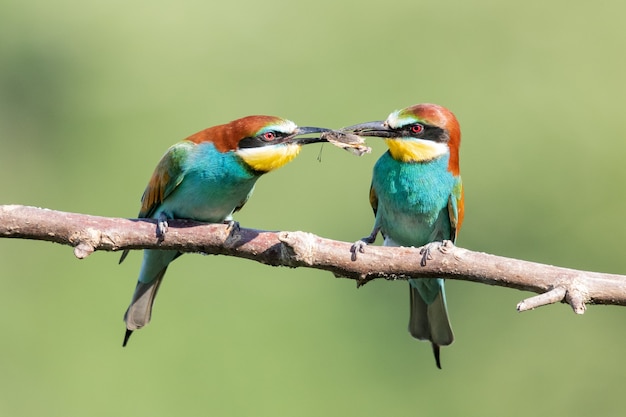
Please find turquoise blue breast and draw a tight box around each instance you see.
[158,143,258,223]
[372,152,455,247]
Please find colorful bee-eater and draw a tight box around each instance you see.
[119,115,332,346]
[346,103,464,368]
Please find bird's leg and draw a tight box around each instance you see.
[156,212,169,239]
[350,226,380,261]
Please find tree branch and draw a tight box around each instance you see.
[2,205,625,313]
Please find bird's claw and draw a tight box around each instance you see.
[439,240,454,254]
[350,239,369,261]
[156,212,169,239]
[419,242,438,267]
[351,228,379,261]
[419,241,454,266]
[224,219,240,232]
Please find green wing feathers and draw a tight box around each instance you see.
[139,142,194,218]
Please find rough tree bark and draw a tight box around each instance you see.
[1,205,625,313]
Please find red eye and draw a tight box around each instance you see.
[263,132,276,141]
[411,124,424,134]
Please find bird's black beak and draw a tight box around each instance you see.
[341,121,395,138]
[291,126,332,145]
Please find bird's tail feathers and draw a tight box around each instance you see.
[119,249,130,264]
[124,268,167,333]
[408,284,454,346]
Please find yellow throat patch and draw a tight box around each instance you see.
[385,138,448,162]
[236,144,302,173]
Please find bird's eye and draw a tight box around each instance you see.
[262,131,276,141]
[410,124,424,134]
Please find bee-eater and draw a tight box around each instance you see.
[120,115,332,346]
[346,103,464,368]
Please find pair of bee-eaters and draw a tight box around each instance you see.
[120,103,463,369]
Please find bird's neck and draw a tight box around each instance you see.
[385,138,448,163]
[235,144,302,173]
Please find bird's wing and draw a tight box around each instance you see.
[369,182,378,217]
[368,182,387,240]
[447,176,464,243]
[138,141,194,218]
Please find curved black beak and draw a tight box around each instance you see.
[341,121,395,138]
[292,126,332,145]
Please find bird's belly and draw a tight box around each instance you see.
[158,174,257,223]
[380,207,450,247]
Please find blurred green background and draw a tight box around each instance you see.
[1,0,625,416]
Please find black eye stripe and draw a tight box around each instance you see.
[238,136,265,149]
[398,124,447,143]
[259,131,288,141]
[238,131,290,149]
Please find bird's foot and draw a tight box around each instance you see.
[351,239,371,261]
[223,219,240,233]
[439,240,455,254]
[419,242,439,267]
[419,241,455,266]
[351,228,380,261]
[156,212,169,239]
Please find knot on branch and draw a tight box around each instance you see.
[278,231,316,266]
[565,283,589,314]
[70,227,115,259]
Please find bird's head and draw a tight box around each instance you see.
[344,103,461,175]
[186,115,330,173]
